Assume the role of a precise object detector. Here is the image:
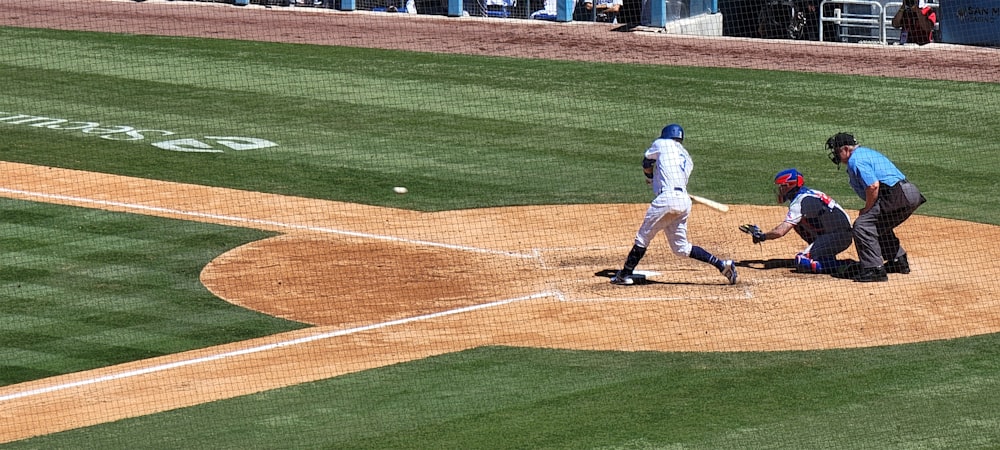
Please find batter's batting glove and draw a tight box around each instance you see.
[739,224,766,244]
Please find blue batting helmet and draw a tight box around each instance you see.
[660,123,684,142]
[774,168,805,203]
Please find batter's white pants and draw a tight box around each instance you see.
[634,200,692,257]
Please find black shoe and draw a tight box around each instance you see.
[609,271,634,285]
[885,255,910,274]
[854,266,888,282]
[832,261,862,279]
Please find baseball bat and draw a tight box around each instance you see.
[689,194,730,212]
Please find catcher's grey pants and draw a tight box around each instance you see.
[853,180,926,269]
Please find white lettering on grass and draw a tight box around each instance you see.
[0,111,277,153]
[204,136,276,151]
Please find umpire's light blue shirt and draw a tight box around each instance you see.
[845,146,906,200]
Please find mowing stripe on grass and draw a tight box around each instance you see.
[0,187,535,259]
[0,291,556,402]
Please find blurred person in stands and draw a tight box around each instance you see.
[891,0,936,45]
[581,0,623,22]
[530,0,558,19]
[797,0,820,41]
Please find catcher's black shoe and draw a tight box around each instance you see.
[854,266,888,283]
[885,255,910,274]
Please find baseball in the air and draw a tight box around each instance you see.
[393,186,408,194]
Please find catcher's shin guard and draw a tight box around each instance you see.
[796,254,849,274]
[795,253,823,273]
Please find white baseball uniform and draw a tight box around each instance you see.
[633,137,694,256]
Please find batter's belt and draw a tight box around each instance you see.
[658,186,686,195]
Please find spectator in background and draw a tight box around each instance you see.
[382,0,417,12]
[797,0,820,41]
[530,0,559,19]
[756,0,806,39]
[581,0,623,22]
[891,0,936,45]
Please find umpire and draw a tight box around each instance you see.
[826,133,926,282]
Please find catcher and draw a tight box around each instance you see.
[740,169,853,274]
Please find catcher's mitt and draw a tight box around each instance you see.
[739,224,766,244]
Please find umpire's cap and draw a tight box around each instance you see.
[826,132,857,150]
[826,132,857,167]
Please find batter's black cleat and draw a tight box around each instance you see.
[610,271,646,285]
[854,266,888,283]
[610,270,635,285]
[885,255,910,274]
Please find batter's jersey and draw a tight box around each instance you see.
[785,187,851,243]
[645,138,692,207]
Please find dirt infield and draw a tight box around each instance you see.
[2,0,999,442]
[2,162,999,442]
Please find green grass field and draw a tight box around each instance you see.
[2,26,1000,447]
[0,198,306,386]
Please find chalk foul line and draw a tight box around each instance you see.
[0,187,537,259]
[0,291,556,403]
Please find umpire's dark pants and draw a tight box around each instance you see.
[853,180,926,269]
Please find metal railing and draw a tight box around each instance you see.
[821,0,940,45]
[819,0,885,43]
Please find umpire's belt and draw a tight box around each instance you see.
[880,179,925,206]
[878,180,907,197]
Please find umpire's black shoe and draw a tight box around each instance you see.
[885,255,910,274]
[854,266,889,283]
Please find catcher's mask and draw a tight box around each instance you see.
[660,123,684,142]
[826,132,857,167]
[774,168,805,203]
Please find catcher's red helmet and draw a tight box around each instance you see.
[774,168,804,203]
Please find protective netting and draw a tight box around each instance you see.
[1,0,1000,446]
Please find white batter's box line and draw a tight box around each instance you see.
[564,294,751,302]
[532,248,555,269]
[535,245,622,252]
[543,289,567,302]
[0,291,559,403]
[0,187,536,259]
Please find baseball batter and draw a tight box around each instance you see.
[610,123,737,285]
[739,169,853,274]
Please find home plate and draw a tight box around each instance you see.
[616,270,661,283]
[632,270,662,277]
